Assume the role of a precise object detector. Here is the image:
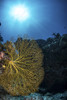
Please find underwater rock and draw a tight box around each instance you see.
[36,34,67,94]
[0,91,67,100]
[59,34,67,49]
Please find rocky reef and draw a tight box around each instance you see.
[0,88,67,100]
[0,33,67,99]
[36,34,67,94]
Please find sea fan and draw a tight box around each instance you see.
[0,39,44,96]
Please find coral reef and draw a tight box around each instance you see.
[36,34,67,93]
[0,39,44,96]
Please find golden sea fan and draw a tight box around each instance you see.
[0,39,44,96]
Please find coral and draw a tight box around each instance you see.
[0,39,44,96]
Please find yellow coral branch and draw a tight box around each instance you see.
[9,61,18,73]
